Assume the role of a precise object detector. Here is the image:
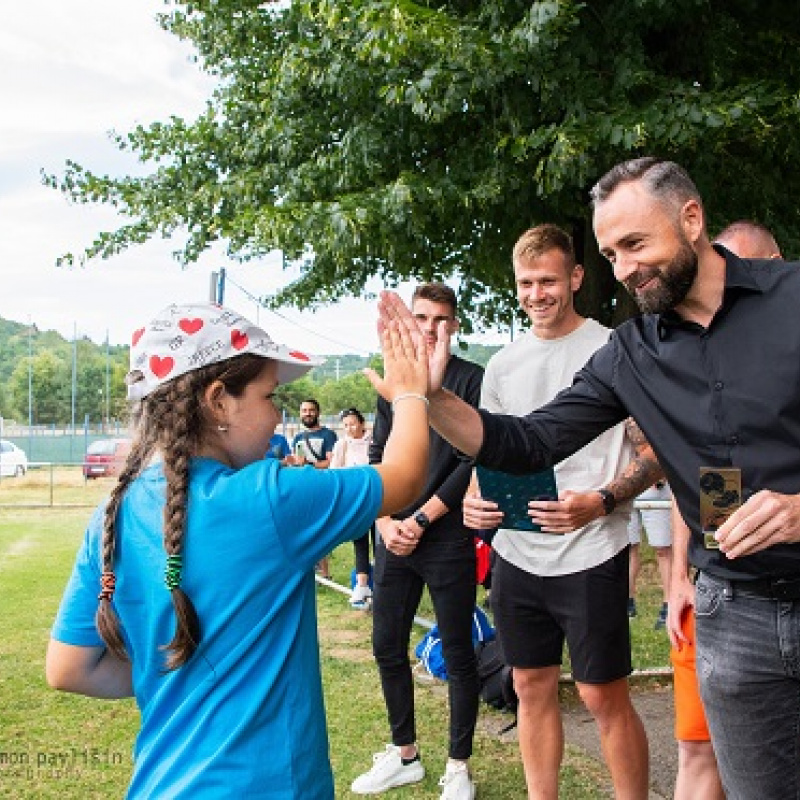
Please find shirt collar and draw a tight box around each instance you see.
[713,243,763,293]
[655,243,763,338]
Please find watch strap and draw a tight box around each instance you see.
[598,488,616,515]
[414,511,431,530]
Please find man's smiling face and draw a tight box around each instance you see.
[594,180,698,315]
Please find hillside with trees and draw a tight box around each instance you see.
[0,317,129,427]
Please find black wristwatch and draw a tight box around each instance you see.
[597,488,616,516]
[413,511,431,530]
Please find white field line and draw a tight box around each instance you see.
[0,536,35,568]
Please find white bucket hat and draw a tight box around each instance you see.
[125,302,324,400]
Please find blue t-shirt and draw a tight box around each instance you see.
[265,433,290,460]
[52,457,382,799]
[290,427,337,463]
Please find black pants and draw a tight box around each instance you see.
[353,524,376,575]
[372,535,479,760]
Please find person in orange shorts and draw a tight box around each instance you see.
[671,607,710,742]
[668,219,782,800]
[668,515,724,800]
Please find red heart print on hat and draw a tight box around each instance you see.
[179,318,204,335]
[132,327,146,346]
[150,355,175,379]
[231,330,248,350]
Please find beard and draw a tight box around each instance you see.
[301,415,319,429]
[625,241,698,314]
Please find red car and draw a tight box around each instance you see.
[83,438,131,479]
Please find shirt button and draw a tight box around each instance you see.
[729,435,739,445]
[714,381,724,391]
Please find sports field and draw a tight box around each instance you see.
[0,474,669,798]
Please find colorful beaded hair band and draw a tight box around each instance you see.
[98,571,116,602]
[164,554,183,591]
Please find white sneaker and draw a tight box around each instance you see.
[350,584,373,608]
[438,761,476,800]
[351,745,425,794]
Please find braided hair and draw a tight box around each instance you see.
[95,353,268,671]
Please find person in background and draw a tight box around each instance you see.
[712,219,781,260]
[288,398,337,469]
[330,407,376,608]
[46,301,431,800]
[266,431,290,460]
[463,224,659,800]
[627,478,673,629]
[669,219,782,800]
[352,282,483,800]
[288,397,338,578]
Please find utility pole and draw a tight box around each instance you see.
[70,322,77,463]
[27,318,33,438]
[209,271,219,302]
[105,329,111,430]
[209,268,227,303]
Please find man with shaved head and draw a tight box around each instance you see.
[714,219,781,260]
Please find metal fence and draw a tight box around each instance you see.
[0,415,353,466]
[1,423,129,465]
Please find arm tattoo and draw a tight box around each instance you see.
[624,418,647,446]
[606,419,665,503]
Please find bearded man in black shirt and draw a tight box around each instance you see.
[379,158,800,800]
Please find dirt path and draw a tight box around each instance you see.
[481,683,677,799]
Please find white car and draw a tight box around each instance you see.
[0,440,28,477]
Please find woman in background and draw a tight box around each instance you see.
[331,407,375,608]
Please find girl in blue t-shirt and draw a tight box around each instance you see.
[46,301,430,799]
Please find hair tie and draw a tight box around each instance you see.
[98,571,116,602]
[164,554,183,591]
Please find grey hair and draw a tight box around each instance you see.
[590,157,702,215]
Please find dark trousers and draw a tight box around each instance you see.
[353,524,376,575]
[372,535,479,760]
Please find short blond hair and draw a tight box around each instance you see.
[513,224,576,268]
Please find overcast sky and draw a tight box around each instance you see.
[1,0,506,355]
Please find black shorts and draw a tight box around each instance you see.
[491,548,632,684]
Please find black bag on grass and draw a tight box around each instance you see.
[476,639,517,713]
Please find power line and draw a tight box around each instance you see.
[223,273,376,356]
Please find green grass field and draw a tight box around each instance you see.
[0,487,670,799]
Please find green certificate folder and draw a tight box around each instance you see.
[476,465,558,532]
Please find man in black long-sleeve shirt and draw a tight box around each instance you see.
[379,158,800,800]
[351,283,483,800]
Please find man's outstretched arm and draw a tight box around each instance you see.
[377,290,626,470]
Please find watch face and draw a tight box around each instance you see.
[415,512,430,529]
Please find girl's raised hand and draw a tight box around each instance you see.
[364,317,428,403]
[377,290,449,395]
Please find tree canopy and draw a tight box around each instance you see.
[47,0,800,330]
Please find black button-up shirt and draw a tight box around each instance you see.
[478,246,800,581]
